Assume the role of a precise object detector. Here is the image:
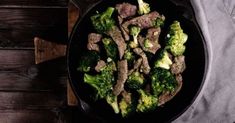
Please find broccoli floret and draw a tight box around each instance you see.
[102,38,118,61]
[126,71,145,89]
[144,39,153,48]
[84,62,114,99]
[106,93,119,114]
[151,68,177,96]
[119,92,136,117]
[154,50,172,69]
[77,51,100,72]
[129,26,141,48]
[165,21,188,56]
[136,89,158,113]
[124,48,135,64]
[137,0,151,15]
[91,7,115,33]
[154,18,165,28]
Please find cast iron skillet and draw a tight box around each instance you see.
[67,0,209,122]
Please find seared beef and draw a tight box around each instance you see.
[118,16,130,41]
[158,74,183,106]
[171,55,186,74]
[87,33,102,52]
[122,11,164,33]
[95,60,106,72]
[128,58,142,75]
[116,3,137,19]
[88,33,102,43]
[133,48,150,74]
[113,60,128,96]
[107,26,127,59]
[87,43,100,52]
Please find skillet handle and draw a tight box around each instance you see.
[71,0,101,17]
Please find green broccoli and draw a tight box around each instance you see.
[151,68,177,96]
[102,37,118,61]
[106,93,119,114]
[91,7,115,33]
[126,71,145,89]
[129,25,141,48]
[136,89,158,113]
[165,21,188,56]
[154,18,165,28]
[144,39,153,48]
[124,48,135,64]
[119,92,136,117]
[137,0,151,15]
[77,51,100,72]
[154,50,172,69]
[84,62,114,99]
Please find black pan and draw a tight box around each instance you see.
[67,0,210,122]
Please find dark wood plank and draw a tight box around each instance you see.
[0,92,65,110]
[0,110,59,123]
[0,50,34,70]
[0,8,67,48]
[0,0,68,7]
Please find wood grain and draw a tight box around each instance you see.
[0,0,68,7]
[0,8,67,48]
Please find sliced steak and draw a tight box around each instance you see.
[113,60,128,96]
[118,16,130,41]
[128,58,142,75]
[95,60,106,72]
[133,48,150,74]
[88,33,102,43]
[171,55,186,74]
[107,26,127,59]
[122,11,164,33]
[87,43,100,52]
[87,33,102,52]
[158,74,183,106]
[116,3,137,19]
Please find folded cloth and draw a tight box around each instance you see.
[174,0,235,122]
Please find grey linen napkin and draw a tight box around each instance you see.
[174,0,235,122]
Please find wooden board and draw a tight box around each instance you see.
[0,0,67,7]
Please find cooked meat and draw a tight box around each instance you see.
[133,48,150,74]
[158,74,183,106]
[107,26,127,59]
[171,55,186,74]
[87,33,102,52]
[128,58,142,75]
[122,11,164,33]
[88,33,102,43]
[116,3,137,19]
[121,90,132,104]
[113,60,128,96]
[87,43,100,52]
[95,60,106,72]
[118,16,130,41]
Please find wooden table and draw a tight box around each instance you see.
[0,1,87,123]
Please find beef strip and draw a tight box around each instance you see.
[88,33,102,43]
[95,60,106,72]
[171,55,186,74]
[122,11,164,33]
[113,60,128,96]
[158,74,183,106]
[87,43,100,52]
[128,58,142,75]
[87,33,102,52]
[107,26,127,59]
[133,48,150,74]
[116,3,137,19]
[118,16,130,41]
